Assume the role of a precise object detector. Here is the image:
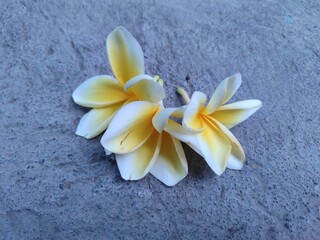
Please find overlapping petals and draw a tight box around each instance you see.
[101,101,188,186]
[165,73,262,175]
[73,27,165,139]
[150,131,188,186]
[124,74,165,103]
[75,100,129,139]
[101,101,158,154]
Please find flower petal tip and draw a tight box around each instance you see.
[233,72,242,81]
[107,26,145,85]
[227,154,244,170]
[75,128,94,139]
[256,100,263,108]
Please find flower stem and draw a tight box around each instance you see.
[176,87,191,104]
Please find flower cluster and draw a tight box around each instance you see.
[72,26,262,186]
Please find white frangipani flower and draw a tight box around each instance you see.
[165,74,262,175]
[72,26,164,139]
[72,25,263,186]
[100,101,187,186]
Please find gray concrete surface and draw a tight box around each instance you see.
[1,0,319,239]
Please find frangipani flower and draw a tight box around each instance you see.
[100,101,187,186]
[165,73,262,175]
[72,26,164,138]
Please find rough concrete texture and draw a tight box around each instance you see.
[1,0,319,239]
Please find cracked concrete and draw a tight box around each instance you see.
[1,0,319,239]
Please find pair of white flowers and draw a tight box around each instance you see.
[72,26,262,186]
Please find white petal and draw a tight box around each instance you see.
[107,26,144,85]
[196,118,232,175]
[152,106,185,133]
[227,153,244,170]
[182,91,207,132]
[75,102,125,139]
[116,130,161,180]
[210,99,262,128]
[124,74,165,103]
[101,101,159,154]
[204,73,242,114]
[150,132,188,186]
[72,75,130,108]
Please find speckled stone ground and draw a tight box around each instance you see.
[1,0,319,239]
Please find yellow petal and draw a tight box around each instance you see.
[107,26,144,85]
[204,73,242,115]
[124,74,165,103]
[203,116,246,171]
[197,118,232,175]
[210,99,262,129]
[101,101,159,154]
[152,106,185,133]
[209,117,245,160]
[182,91,207,132]
[76,101,126,139]
[116,130,161,180]
[150,132,188,186]
[72,75,130,108]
